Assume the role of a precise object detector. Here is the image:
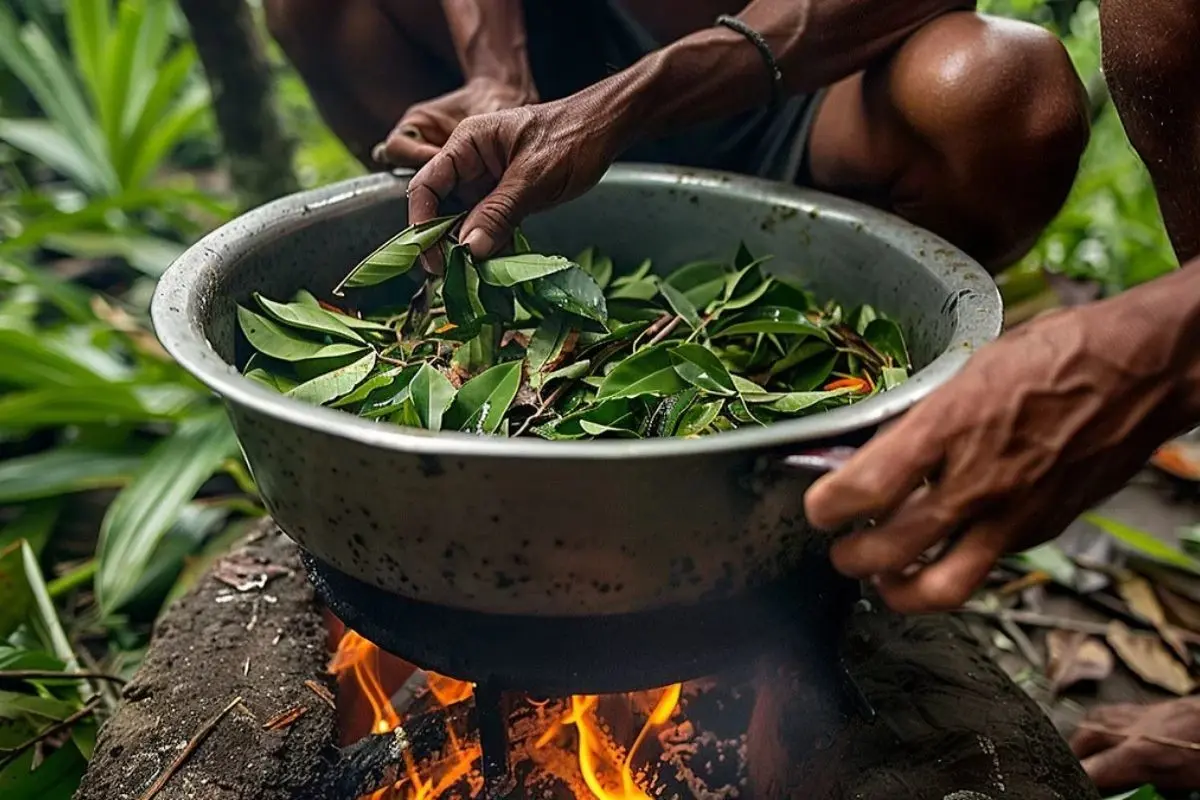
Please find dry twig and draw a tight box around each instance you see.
[0,698,101,767]
[305,679,336,710]
[263,705,308,731]
[137,696,243,800]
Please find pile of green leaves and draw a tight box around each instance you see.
[237,215,911,440]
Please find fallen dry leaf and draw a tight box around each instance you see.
[1106,620,1198,696]
[1158,586,1200,635]
[1151,436,1200,481]
[1119,574,1192,663]
[1046,629,1114,693]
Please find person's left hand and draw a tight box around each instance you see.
[803,298,1188,614]
[1069,699,1200,791]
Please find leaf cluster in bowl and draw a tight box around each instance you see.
[236,215,911,439]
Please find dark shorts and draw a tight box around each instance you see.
[521,0,823,184]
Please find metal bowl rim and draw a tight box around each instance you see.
[151,165,1002,461]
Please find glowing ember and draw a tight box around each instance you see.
[331,629,683,799]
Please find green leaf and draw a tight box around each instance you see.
[669,344,736,396]
[540,399,634,440]
[389,396,424,429]
[0,386,190,430]
[0,328,110,388]
[442,244,487,328]
[786,351,839,392]
[336,214,464,292]
[664,261,729,309]
[287,351,377,406]
[714,307,829,340]
[1182,524,1200,558]
[766,389,855,415]
[658,280,701,329]
[512,228,533,254]
[1011,543,1079,588]
[0,739,87,800]
[357,366,422,418]
[674,398,724,437]
[0,448,143,503]
[577,247,614,290]
[332,366,406,408]
[445,361,523,434]
[97,409,239,614]
[527,313,571,375]
[596,345,688,401]
[408,363,457,431]
[540,360,591,386]
[0,690,78,722]
[254,293,365,344]
[849,304,879,335]
[767,340,832,378]
[292,291,395,335]
[237,307,367,363]
[1084,514,1200,574]
[530,266,608,323]
[607,277,660,301]
[864,318,911,368]
[881,366,909,390]
[244,366,298,394]
[478,253,574,286]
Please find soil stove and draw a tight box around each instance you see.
[302,549,872,800]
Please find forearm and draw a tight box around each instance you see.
[589,0,973,147]
[1105,260,1200,426]
[440,0,535,97]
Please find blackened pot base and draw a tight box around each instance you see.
[302,547,860,696]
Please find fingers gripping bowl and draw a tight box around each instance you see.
[151,166,1001,618]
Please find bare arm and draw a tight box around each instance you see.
[592,0,975,148]
[440,0,536,98]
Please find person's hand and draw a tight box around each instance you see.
[1069,699,1200,791]
[374,77,537,168]
[804,298,1189,614]
[406,92,631,258]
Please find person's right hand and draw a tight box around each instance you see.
[1069,699,1200,791]
[406,92,633,258]
[374,77,537,168]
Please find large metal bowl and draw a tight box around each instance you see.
[152,166,1001,618]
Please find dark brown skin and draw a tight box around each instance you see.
[809,0,1200,789]
[265,0,1088,269]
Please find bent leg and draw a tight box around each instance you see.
[263,0,460,165]
[1101,0,1200,262]
[807,13,1089,270]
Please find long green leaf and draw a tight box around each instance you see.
[117,43,196,185]
[287,351,377,405]
[407,363,457,431]
[97,410,238,613]
[669,344,736,396]
[596,345,688,401]
[336,214,463,292]
[477,253,574,287]
[0,737,87,799]
[0,328,111,387]
[1084,514,1200,574]
[238,306,367,362]
[65,0,110,110]
[0,386,189,429]
[122,0,173,137]
[22,542,81,676]
[254,293,364,344]
[0,448,143,503]
[444,360,522,434]
[125,85,210,189]
[0,543,33,641]
[0,119,107,193]
[97,0,142,164]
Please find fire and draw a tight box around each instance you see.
[332,629,682,799]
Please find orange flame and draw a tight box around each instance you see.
[332,629,682,799]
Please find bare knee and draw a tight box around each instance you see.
[879,14,1090,267]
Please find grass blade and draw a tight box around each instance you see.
[1084,513,1200,574]
[96,409,238,614]
[0,119,106,194]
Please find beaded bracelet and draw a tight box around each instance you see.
[715,14,784,109]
